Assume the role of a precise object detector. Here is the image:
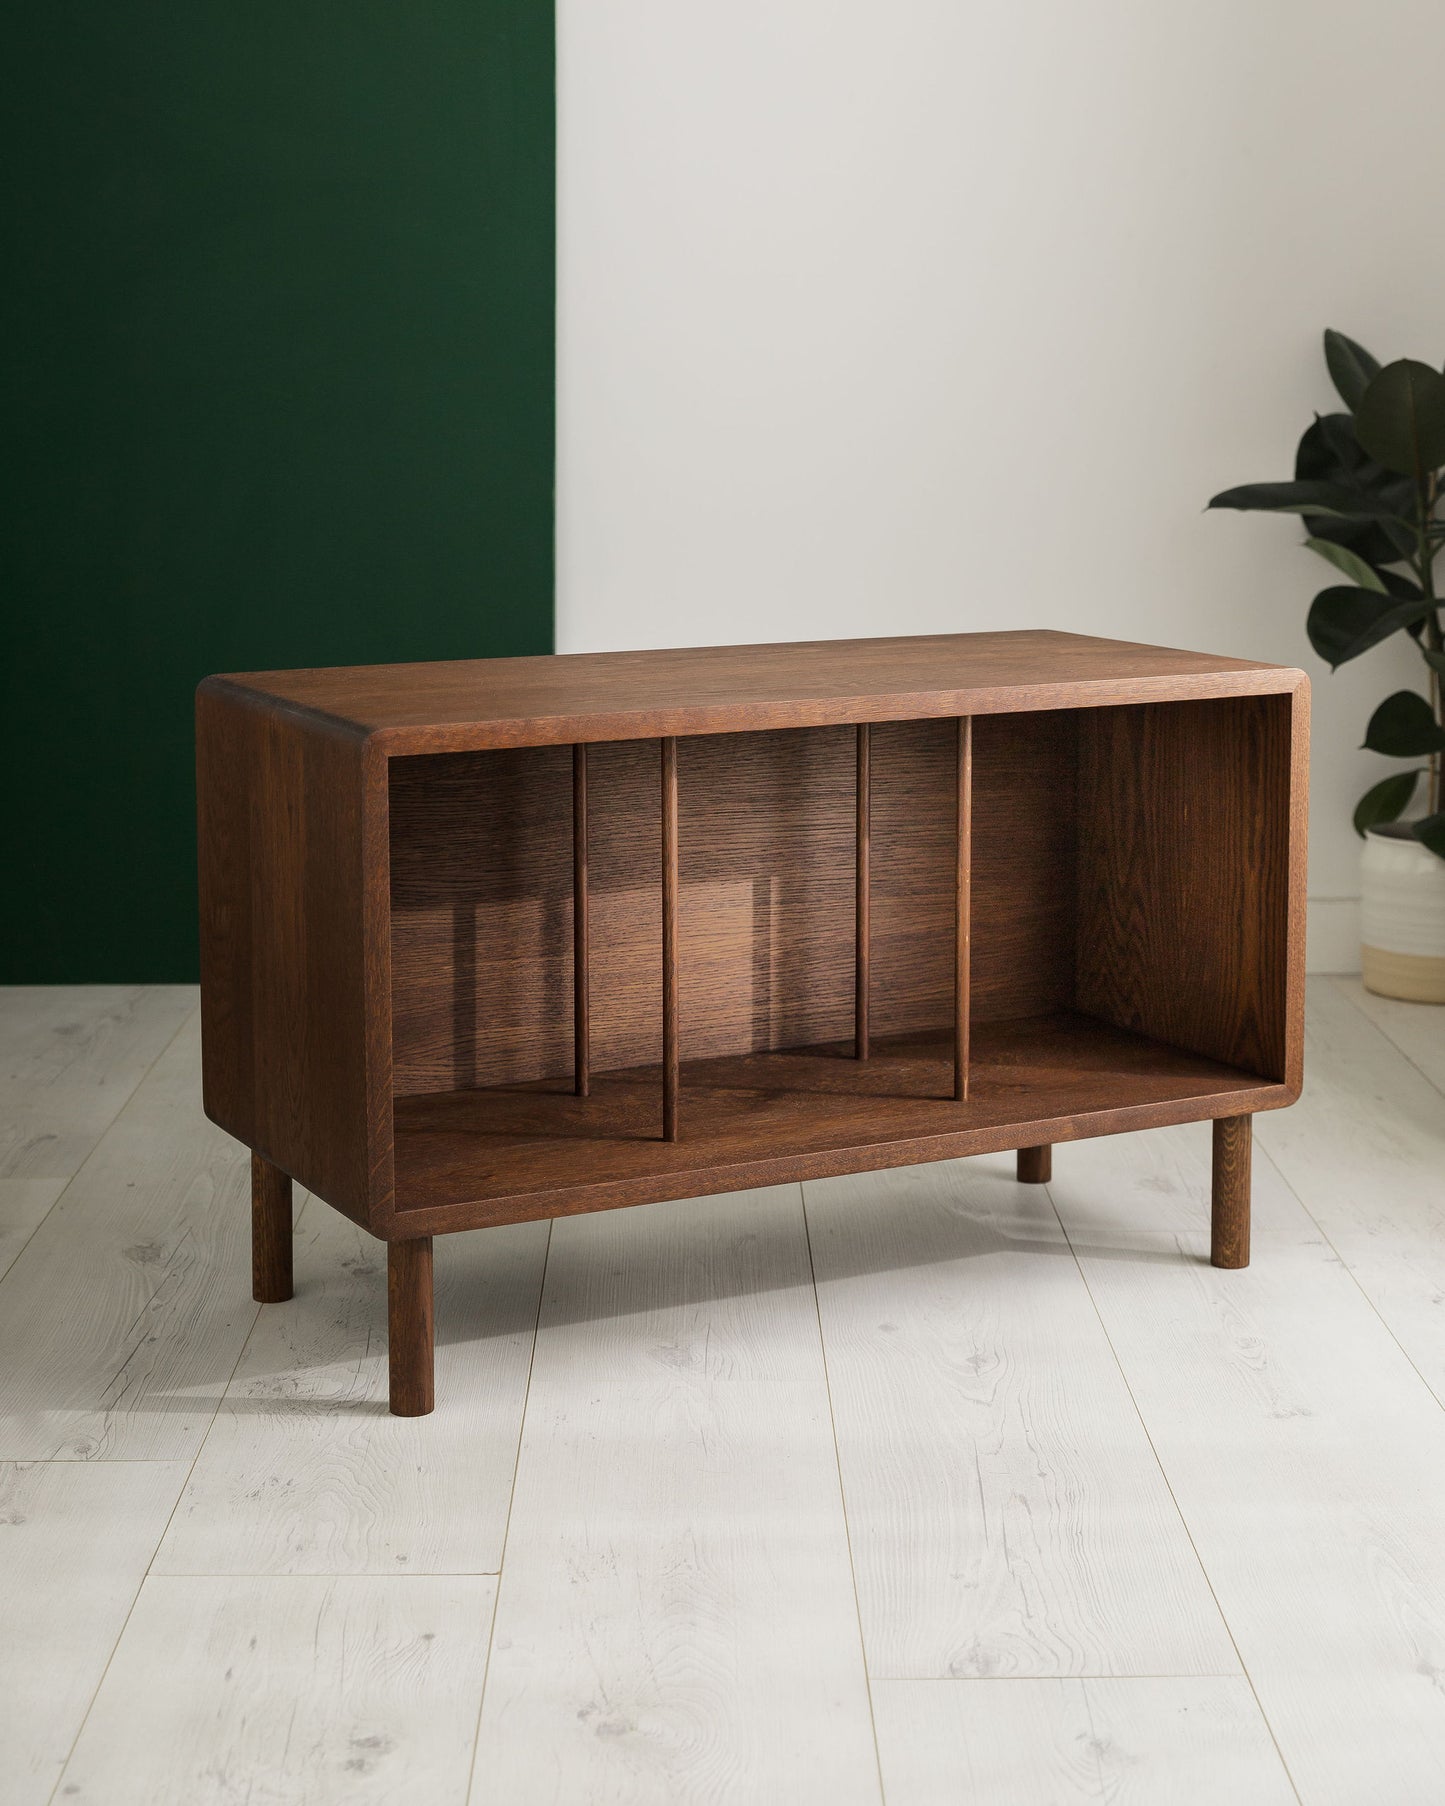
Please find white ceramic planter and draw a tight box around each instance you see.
[1361,825,1445,1003]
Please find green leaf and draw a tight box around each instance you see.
[1385,521,1423,560]
[1207,480,1407,520]
[1363,690,1445,756]
[1304,537,1387,591]
[1354,359,1445,479]
[1324,329,1381,412]
[1414,812,1445,860]
[1354,770,1421,836]
[1424,647,1445,675]
[1294,414,1416,565]
[1314,410,1365,470]
[1307,589,1432,667]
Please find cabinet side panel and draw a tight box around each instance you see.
[1075,694,1295,1080]
[196,688,256,1136]
[197,685,391,1224]
[1283,681,1309,1093]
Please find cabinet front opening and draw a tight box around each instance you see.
[383,698,1291,1220]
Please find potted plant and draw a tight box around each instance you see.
[1209,330,1445,1003]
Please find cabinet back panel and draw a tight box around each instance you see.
[389,713,1078,1094]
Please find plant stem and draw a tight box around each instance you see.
[1419,472,1442,815]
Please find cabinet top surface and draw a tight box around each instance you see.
[202,629,1305,754]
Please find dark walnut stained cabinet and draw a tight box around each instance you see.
[198,630,1308,1415]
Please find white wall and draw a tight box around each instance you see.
[556,0,1445,969]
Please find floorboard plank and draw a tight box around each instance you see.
[55,1574,495,1806]
[871,1677,1297,1804]
[1337,977,1445,1095]
[1254,976,1445,1406]
[1050,1123,1445,1806]
[0,1459,189,1806]
[471,1185,881,1805]
[7,982,1445,1801]
[155,1205,548,1575]
[0,1012,256,1461]
[804,1155,1236,1679]
[0,986,195,1281]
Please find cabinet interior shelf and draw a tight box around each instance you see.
[391,1012,1281,1226]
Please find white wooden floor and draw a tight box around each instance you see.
[2,980,1444,1805]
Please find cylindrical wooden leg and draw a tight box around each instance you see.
[388,1238,435,1417]
[1017,1145,1051,1184]
[251,1153,293,1303]
[1211,1115,1251,1269]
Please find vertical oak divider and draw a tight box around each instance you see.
[572,743,590,1098]
[661,736,679,1141]
[955,715,973,1102]
[855,722,871,1060]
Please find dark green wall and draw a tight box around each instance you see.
[3,4,554,981]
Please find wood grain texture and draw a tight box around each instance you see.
[471,1185,880,1805]
[871,1677,1296,1805]
[154,1206,549,1576]
[969,711,1081,1023]
[0,1013,256,1461]
[209,628,1304,755]
[197,681,392,1229]
[1284,681,1311,1091]
[0,1460,189,1806]
[1051,1123,1445,1806]
[505,1184,827,1386]
[388,715,1080,1100]
[197,634,1307,1264]
[1076,695,1299,1084]
[250,1152,293,1303]
[0,985,195,1282]
[1017,1144,1052,1184]
[1210,1115,1251,1269]
[388,1238,434,1417]
[388,1014,1287,1235]
[56,1576,495,1806]
[804,1155,1236,1679]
